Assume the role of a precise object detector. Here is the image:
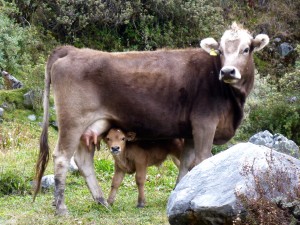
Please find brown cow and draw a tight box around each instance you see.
[35,22,269,215]
[104,128,182,208]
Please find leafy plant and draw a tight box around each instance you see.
[0,170,31,196]
[13,0,224,50]
[235,70,300,145]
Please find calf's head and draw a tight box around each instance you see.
[200,22,269,90]
[104,129,136,155]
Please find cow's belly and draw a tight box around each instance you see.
[213,126,235,145]
[111,115,193,139]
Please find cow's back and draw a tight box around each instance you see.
[49,46,221,139]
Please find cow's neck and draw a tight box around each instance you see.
[227,72,254,130]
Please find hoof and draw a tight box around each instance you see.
[96,197,108,206]
[136,203,145,208]
[107,199,114,206]
[55,208,68,216]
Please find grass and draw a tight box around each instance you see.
[0,117,176,225]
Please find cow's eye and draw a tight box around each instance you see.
[243,48,250,54]
[106,137,110,141]
[121,137,126,141]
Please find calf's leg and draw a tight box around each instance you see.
[135,163,147,208]
[107,165,125,205]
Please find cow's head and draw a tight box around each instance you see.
[104,129,136,155]
[200,22,269,87]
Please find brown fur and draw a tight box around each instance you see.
[34,23,268,215]
[104,128,182,207]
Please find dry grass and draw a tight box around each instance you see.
[234,151,300,225]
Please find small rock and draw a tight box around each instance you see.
[250,131,299,158]
[274,37,281,43]
[41,174,55,189]
[0,102,9,109]
[28,114,36,121]
[278,42,293,57]
[287,96,297,103]
[23,90,35,108]
[0,107,4,117]
[51,121,58,128]
[249,130,273,148]
[273,134,299,158]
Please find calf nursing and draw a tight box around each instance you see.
[104,128,183,208]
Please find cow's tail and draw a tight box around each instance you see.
[33,46,70,201]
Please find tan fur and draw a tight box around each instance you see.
[104,129,183,207]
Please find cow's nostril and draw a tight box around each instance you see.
[111,146,120,153]
[221,67,236,78]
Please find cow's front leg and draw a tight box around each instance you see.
[74,143,108,207]
[107,165,125,205]
[192,121,215,166]
[135,163,147,208]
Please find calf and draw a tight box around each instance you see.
[104,128,183,208]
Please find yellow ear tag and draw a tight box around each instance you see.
[210,49,218,56]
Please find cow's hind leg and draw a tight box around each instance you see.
[53,139,77,215]
[74,143,108,207]
[176,139,195,184]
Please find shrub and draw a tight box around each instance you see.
[0,1,57,110]
[235,68,300,145]
[19,0,224,50]
[0,170,31,196]
[0,10,27,74]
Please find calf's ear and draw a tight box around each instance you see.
[200,38,219,55]
[126,132,136,141]
[252,34,269,52]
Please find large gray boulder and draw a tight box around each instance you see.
[167,143,300,225]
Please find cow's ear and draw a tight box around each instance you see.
[252,34,269,52]
[200,38,219,55]
[126,132,136,141]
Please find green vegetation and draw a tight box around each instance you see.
[0,119,175,224]
[0,0,299,224]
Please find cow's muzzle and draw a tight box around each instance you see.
[219,66,241,84]
[111,146,121,155]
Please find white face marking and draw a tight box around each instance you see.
[219,25,253,83]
